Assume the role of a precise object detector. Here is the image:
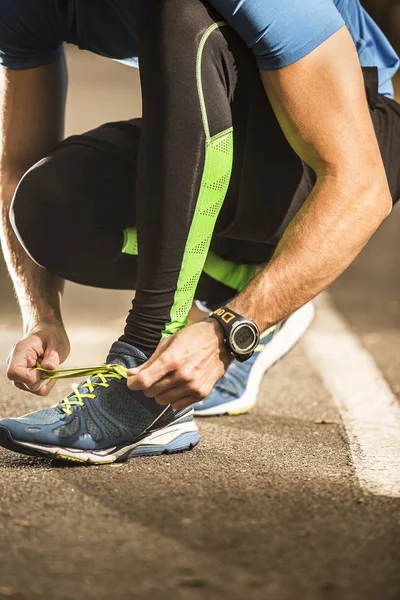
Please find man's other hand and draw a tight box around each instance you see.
[127,320,233,409]
[6,323,70,396]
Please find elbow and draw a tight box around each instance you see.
[383,201,393,221]
[369,182,393,223]
[382,193,393,220]
[350,174,393,226]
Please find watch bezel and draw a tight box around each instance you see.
[228,320,259,356]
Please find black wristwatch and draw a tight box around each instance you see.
[209,306,260,362]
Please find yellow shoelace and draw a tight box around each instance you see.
[36,363,129,416]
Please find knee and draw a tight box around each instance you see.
[10,157,70,271]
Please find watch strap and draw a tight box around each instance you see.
[209,306,260,361]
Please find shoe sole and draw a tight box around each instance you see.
[0,420,199,464]
[194,302,315,417]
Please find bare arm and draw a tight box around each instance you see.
[0,56,70,394]
[0,55,67,331]
[229,26,392,329]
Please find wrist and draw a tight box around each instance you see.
[227,296,275,333]
[206,316,225,345]
[206,317,232,359]
[24,312,64,335]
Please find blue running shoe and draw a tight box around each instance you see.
[0,341,199,464]
[194,302,315,416]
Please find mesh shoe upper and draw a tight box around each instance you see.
[0,342,175,450]
[17,407,63,425]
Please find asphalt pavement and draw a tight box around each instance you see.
[0,48,399,600]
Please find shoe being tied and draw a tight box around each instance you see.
[0,341,199,464]
[194,302,315,417]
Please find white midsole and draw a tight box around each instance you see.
[195,302,315,416]
[17,420,199,464]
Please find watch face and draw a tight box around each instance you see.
[231,323,257,353]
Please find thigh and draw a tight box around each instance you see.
[57,118,141,229]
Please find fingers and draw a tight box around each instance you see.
[5,327,68,397]
[127,338,173,390]
[154,385,196,406]
[41,347,60,371]
[170,396,196,410]
[6,341,50,394]
[127,369,209,407]
[127,355,216,405]
[127,355,174,391]
[125,324,225,408]
[127,364,198,401]
[136,375,177,399]
[7,361,42,388]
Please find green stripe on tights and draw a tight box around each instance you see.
[121,225,256,292]
[122,226,138,255]
[162,22,233,337]
[203,251,258,292]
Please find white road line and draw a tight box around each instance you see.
[303,293,400,498]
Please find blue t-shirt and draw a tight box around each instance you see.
[0,0,398,98]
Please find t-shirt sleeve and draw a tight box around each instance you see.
[0,0,64,69]
[209,0,345,70]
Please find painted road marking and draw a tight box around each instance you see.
[303,293,400,498]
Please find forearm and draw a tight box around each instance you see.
[0,179,65,333]
[228,176,391,331]
[0,59,67,334]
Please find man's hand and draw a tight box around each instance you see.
[6,323,70,396]
[127,320,233,409]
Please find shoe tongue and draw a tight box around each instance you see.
[106,341,147,369]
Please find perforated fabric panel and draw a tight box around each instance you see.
[162,128,233,334]
[99,387,155,436]
[18,407,62,425]
[90,401,121,438]
[82,407,103,442]
[54,411,80,438]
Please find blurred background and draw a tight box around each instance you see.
[365,0,400,98]
[364,0,400,53]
